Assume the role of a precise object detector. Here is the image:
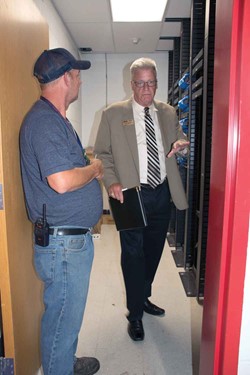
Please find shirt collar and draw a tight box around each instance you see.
[132,97,157,115]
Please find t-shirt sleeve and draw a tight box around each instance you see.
[30,113,76,179]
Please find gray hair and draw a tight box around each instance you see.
[130,57,157,78]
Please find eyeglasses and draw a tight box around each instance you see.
[132,80,157,88]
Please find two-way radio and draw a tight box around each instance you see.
[34,204,49,247]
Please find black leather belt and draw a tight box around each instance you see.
[141,179,167,190]
[140,183,153,189]
[49,228,89,236]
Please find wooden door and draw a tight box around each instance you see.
[0,1,48,373]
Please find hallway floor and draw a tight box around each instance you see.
[76,223,202,375]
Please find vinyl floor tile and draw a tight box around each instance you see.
[77,224,193,375]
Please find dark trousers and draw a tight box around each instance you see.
[119,179,171,321]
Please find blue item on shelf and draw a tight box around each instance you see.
[182,125,188,135]
[178,95,189,112]
[179,118,189,134]
[179,118,188,126]
[178,72,190,90]
[176,155,188,167]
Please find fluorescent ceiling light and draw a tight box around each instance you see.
[110,0,168,22]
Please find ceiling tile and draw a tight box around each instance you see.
[52,0,111,22]
[161,22,182,36]
[157,39,174,51]
[68,22,115,53]
[50,0,192,53]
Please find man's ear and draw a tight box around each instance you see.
[63,71,71,87]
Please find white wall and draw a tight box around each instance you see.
[32,0,83,135]
[81,52,169,147]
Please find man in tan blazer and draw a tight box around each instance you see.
[94,57,189,341]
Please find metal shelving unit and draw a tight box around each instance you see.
[167,20,190,250]
[195,0,216,299]
[167,0,216,300]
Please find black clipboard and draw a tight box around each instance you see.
[109,186,147,231]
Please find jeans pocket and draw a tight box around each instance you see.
[65,236,86,253]
[34,242,56,284]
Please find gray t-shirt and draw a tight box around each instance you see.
[20,98,102,228]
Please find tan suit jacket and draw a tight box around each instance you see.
[94,98,188,210]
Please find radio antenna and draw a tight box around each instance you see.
[43,204,46,225]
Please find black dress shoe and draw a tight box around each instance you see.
[128,319,144,341]
[143,299,165,316]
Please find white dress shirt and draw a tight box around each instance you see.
[132,99,167,184]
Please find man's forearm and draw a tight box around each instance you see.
[47,162,103,194]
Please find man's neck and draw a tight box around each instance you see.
[41,91,67,118]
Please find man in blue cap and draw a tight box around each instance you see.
[20,48,103,375]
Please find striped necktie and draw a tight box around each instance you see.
[144,107,161,188]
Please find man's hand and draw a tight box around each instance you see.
[108,183,124,203]
[167,139,190,158]
[90,158,103,180]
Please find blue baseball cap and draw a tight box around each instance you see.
[33,48,91,84]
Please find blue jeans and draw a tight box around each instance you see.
[34,230,94,375]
